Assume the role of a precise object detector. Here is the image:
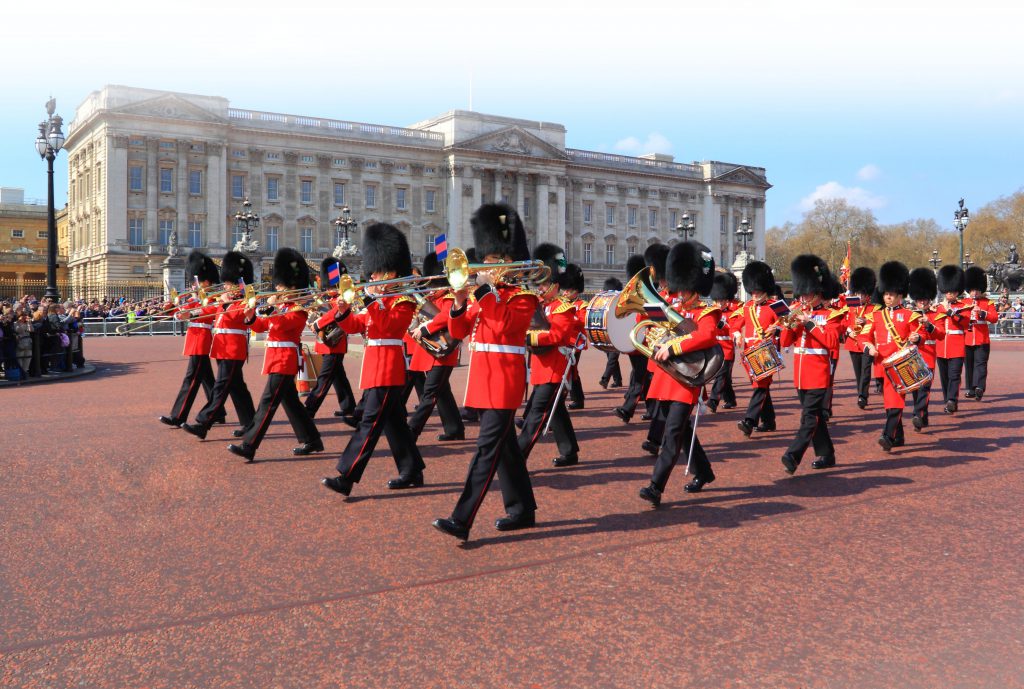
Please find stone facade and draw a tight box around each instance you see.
[63,86,770,291]
[0,189,68,285]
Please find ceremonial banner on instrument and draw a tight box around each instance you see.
[768,299,790,318]
[840,242,851,288]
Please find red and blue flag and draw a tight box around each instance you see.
[768,299,790,317]
[434,233,448,260]
[327,261,342,286]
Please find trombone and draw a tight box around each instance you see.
[443,247,550,291]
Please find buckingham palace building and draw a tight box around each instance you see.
[63,85,770,291]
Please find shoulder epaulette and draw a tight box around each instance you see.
[871,304,883,312]
[393,295,418,307]
[730,306,745,319]
[933,311,948,321]
[552,298,575,315]
[908,310,923,323]
[699,305,721,320]
[828,307,848,320]
[508,288,538,301]
[439,292,456,301]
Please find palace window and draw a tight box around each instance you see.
[606,244,615,264]
[583,242,593,264]
[628,206,638,227]
[266,226,279,252]
[649,208,657,228]
[187,221,202,247]
[396,187,407,211]
[425,233,435,257]
[158,219,175,246]
[333,182,346,206]
[425,189,436,212]
[10,229,24,239]
[606,204,615,225]
[267,176,280,202]
[300,227,313,253]
[128,218,144,246]
[365,185,377,208]
[129,166,144,192]
[583,201,593,224]
[231,175,245,199]
[300,179,313,204]
[189,169,202,195]
[523,197,531,219]
[159,168,173,194]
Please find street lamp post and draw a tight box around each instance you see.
[953,198,970,268]
[35,98,65,301]
[676,213,696,241]
[736,216,754,255]
[962,252,974,270]
[332,205,359,259]
[928,250,942,272]
[233,198,260,252]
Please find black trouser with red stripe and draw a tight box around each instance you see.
[335,385,425,483]
[912,380,933,424]
[646,400,670,446]
[822,358,839,414]
[709,358,736,406]
[743,385,776,426]
[409,365,464,439]
[243,373,320,451]
[568,362,584,406]
[784,388,833,463]
[195,358,255,429]
[965,344,990,394]
[850,351,874,401]
[169,354,216,423]
[937,357,964,403]
[304,353,356,418]
[600,351,622,387]
[651,401,712,491]
[884,408,905,443]
[620,354,650,418]
[518,382,579,461]
[451,408,536,529]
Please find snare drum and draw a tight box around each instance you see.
[882,345,932,394]
[741,339,785,382]
[585,291,636,354]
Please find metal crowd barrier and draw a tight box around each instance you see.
[81,316,185,337]
[992,317,1024,339]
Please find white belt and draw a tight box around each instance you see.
[793,347,829,355]
[745,336,761,342]
[472,343,526,355]
[214,328,247,336]
[265,341,299,349]
[366,338,404,347]
[924,340,936,345]
[188,322,213,330]
[946,329,964,335]
[716,335,732,341]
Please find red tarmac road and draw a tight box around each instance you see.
[1,338,1022,688]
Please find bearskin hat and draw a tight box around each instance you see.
[558,263,585,293]
[186,249,219,285]
[644,244,670,284]
[603,276,624,291]
[422,252,442,278]
[272,247,310,290]
[220,251,253,285]
[625,254,646,281]
[318,257,347,287]
[666,241,716,296]
[465,247,478,263]
[937,265,964,294]
[362,223,412,277]
[533,243,567,282]
[471,203,529,262]
[790,254,833,297]
[871,286,884,306]
[964,266,988,294]
[849,267,876,297]
[710,271,738,301]
[741,261,776,295]
[908,267,938,302]
[878,261,910,296]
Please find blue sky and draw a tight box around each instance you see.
[2,0,1021,229]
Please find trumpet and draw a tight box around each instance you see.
[443,247,550,291]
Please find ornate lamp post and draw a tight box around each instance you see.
[928,249,942,272]
[675,213,696,241]
[962,252,974,270]
[953,198,970,268]
[332,205,359,259]
[233,197,260,253]
[737,216,754,255]
[35,98,65,301]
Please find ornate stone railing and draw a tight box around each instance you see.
[566,149,704,178]
[228,109,445,146]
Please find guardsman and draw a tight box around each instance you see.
[821,276,846,421]
[160,249,224,428]
[844,267,877,409]
[304,258,356,420]
[518,243,582,467]
[908,267,946,431]
[777,255,845,473]
[321,224,426,496]
[638,244,672,454]
[432,203,539,542]
[707,272,739,413]
[182,251,256,439]
[935,265,968,414]
[963,266,997,401]
[614,254,653,423]
[407,251,466,442]
[561,263,587,410]
[638,241,720,507]
[227,248,322,461]
[598,276,624,390]
[859,261,925,452]
[731,261,780,437]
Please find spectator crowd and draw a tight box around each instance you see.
[1,294,87,382]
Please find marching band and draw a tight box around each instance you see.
[156,201,1001,543]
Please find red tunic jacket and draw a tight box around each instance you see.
[917,310,947,368]
[843,304,872,353]
[779,306,844,389]
[715,299,740,361]
[935,300,971,359]
[210,301,250,361]
[449,284,538,410]
[647,299,720,405]
[177,301,216,356]
[859,306,926,408]
[249,306,307,376]
[731,300,781,388]
[339,295,416,389]
[527,297,581,386]
[965,297,998,346]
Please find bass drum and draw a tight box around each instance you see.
[585,290,636,354]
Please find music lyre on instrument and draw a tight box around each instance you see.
[409,292,461,359]
[614,267,723,387]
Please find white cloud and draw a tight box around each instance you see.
[799,182,886,211]
[614,133,673,156]
[856,164,881,181]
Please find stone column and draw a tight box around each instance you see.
[555,176,567,249]
[702,184,718,267]
[753,201,766,261]
[471,167,483,214]
[176,141,189,246]
[146,139,159,244]
[206,142,224,248]
[515,173,525,223]
[493,169,503,205]
[107,135,128,248]
[445,160,464,249]
[536,176,550,245]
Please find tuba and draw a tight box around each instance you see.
[615,267,723,387]
[409,292,461,359]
